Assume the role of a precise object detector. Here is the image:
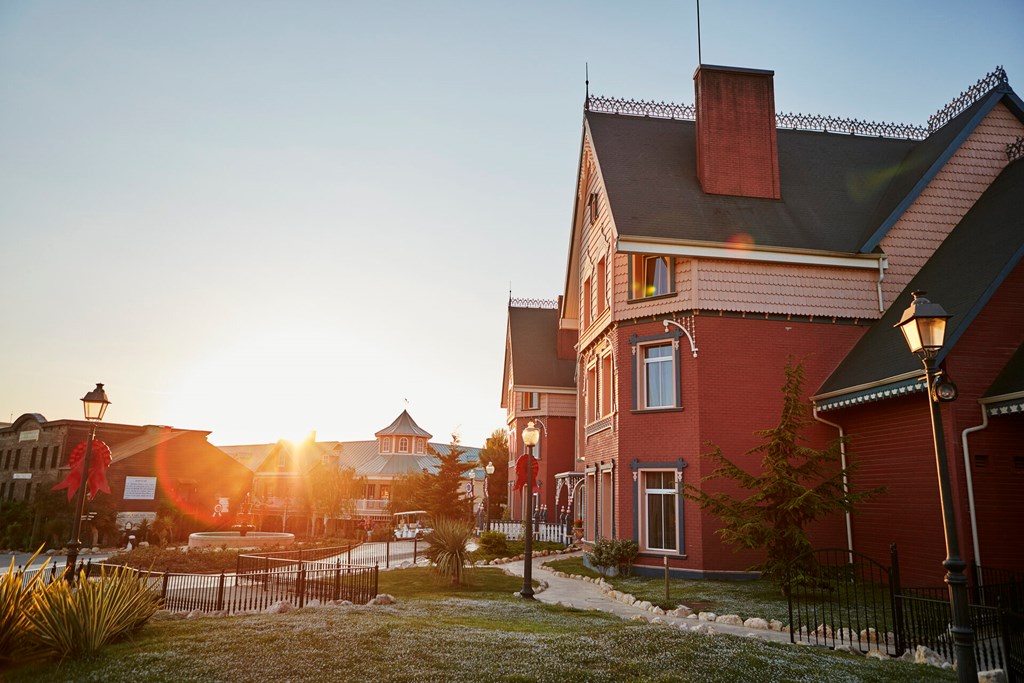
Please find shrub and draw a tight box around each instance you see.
[478,531,507,557]
[25,565,159,659]
[585,538,619,570]
[424,519,474,585]
[613,539,639,576]
[585,538,639,575]
[0,549,48,664]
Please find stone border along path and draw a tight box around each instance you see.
[500,552,792,645]
[498,552,987,678]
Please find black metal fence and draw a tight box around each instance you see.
[82,561,379,614]
[788,544,1023,677]
[238,540,425,574]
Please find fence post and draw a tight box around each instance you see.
[890,543,905,655]
[298,565,307,607]
[216,571,226,612]
[333,561,341,602]
[386,537,391,569]
[347,544,352,565]
[161,572,170,603]
[413,537,418,563]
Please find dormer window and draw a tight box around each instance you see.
[382,438,391,453]
[415,439,425,454]
[630,255,673,300]
[399,437,409,453]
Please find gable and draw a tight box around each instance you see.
[815,159,1024,405]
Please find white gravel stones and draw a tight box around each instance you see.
[373,594,396,605]
[265,601,292,614]
[716,614,743,626]
[769,619,785,631]
[913,645,949,668]
[743,617,769,630]
[697,611,718,622]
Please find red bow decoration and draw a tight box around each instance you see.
[512,453,540,493]
[52,439,112,501]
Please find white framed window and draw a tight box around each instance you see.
[415,439,425,454]
[586,362,598,423]
[588,191,599,225]
[381,438,391,453]
[642,343,675,409]
[601,353,613,417]
[596,257,607,316]
[398,437,409,453]
[642,470,677,552]
[630,255,673,299]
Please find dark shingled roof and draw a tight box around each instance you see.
[508,306,576,389]
[586,94,989,254]
[984,343,1024,400]
[816,158,1024,398]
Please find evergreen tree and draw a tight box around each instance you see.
[683,358,881,587]
[478,428,510,517]
[417,435,476,523]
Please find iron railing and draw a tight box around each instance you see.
[586,66,1009,142]
[788,544,1024,673]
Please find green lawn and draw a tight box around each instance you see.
[6,568,952,683]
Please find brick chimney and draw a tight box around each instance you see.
[694,65,780,199]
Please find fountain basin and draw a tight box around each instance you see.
[188,531,295,549]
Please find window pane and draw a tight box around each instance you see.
[647,494,664,548]
[661,494,677,550]
[644,256,671,297]
[644,345,674,408]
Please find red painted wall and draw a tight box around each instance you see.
[586,315,864,573]
[829,261,1024,585]
[507,414,575,519]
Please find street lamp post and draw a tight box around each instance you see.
[895,291,976,682]
[66,383,110,582]
[484,461,495,532]
[520,421,540,599]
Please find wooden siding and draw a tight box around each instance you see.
[578,140,618,351]
[695,259,880,318]
[879,103,1024,306]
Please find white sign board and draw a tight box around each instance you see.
[123,476,157,500]
[12,472,32,480]
[18,430,39,442]
[116,511,157,528]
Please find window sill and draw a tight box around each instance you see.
[626,292,676,305]
[637,551,687,559]
[630,407,684,415]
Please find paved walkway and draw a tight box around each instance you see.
[501,553,793,644]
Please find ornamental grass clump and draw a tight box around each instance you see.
[0,549,48,664]
[24,565,160,659]
[423,519,474,585]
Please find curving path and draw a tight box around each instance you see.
[501,552,792,644]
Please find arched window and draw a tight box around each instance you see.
[399,437,409,453]
[415,439,425,454]
[382,438,391,453]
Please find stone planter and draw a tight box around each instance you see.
[573,527,584,543]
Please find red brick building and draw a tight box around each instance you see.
[0,413,252,545]
[515,64,1024,581]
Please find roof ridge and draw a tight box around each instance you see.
[585,66,1011,143]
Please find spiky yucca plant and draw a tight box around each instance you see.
[25,565,159,659]
[423,519,474,585]
[0,549,48,664]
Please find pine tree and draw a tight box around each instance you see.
[417,435,476,524]
[683,359,881,587]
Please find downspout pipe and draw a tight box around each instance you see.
[960,404,988,577]
[812,407,854,555]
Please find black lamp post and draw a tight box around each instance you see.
[895,291,976,682]
[66,383,110,582]
[520,421,539,599]
[484,461,495,532]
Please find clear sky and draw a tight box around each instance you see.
[2,1,1022,448]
